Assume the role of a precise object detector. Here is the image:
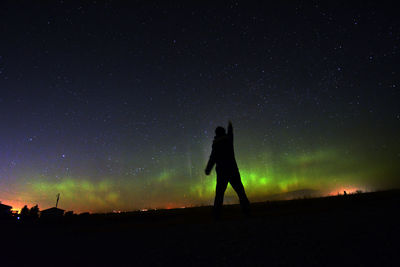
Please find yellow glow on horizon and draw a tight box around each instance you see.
[11,208,21,214]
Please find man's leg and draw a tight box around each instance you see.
[230,172,250,215]
[214,174,228,219]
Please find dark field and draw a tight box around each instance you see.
[2,190,400,266]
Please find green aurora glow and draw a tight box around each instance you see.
[6,135,398,213]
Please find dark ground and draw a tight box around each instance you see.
[2,190,400,266]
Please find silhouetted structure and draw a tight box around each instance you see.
[56,193,60,208]
[40,193,64,218]
[205,121,250,219]
[0,203,12,218]
[64,211,74,217]
[40,207,65,218]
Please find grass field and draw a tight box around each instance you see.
[2,190,399,266]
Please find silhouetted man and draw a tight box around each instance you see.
[205,121,250,219]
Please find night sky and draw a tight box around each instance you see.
[1,1,399,213]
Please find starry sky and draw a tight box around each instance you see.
[0,1,399,213]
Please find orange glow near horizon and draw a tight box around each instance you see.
[327,186,366,196]
[0,199,31,213]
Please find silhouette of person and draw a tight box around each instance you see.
[205,121,250,219]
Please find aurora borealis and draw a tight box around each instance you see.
[0,1,399,213]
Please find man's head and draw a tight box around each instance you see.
[215,126,226,137]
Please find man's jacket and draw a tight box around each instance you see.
[206,123,238,175]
